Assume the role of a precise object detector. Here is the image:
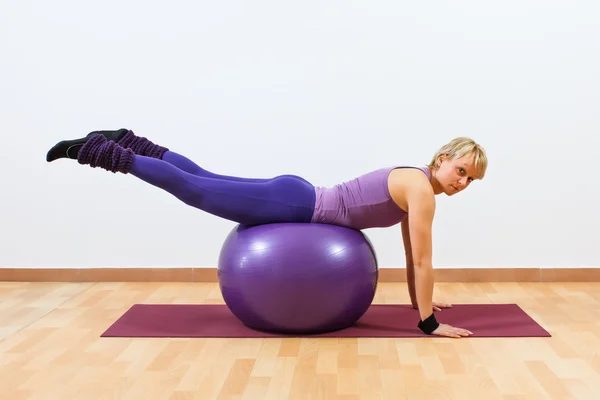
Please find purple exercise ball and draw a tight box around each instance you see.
[217,223,379,334]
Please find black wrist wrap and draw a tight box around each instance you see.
[418,313,439,334]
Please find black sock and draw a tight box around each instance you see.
[86,129,128,141]
[46,129,128,162]
[46,138,87,161]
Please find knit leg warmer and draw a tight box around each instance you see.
[77,134,134,173]
[117,130,169,159]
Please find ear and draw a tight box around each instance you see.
[437,154,446,166]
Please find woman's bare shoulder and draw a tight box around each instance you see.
[388,167,434,211]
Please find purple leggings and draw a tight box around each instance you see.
[128,151,316,225]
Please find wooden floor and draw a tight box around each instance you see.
[1,281,600,400]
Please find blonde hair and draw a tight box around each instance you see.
[428,137,488,179]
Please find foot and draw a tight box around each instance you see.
[46,138,87,161]
[46,129,129,162]
[86,128,129,142]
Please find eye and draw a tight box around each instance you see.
[459,167,474,182]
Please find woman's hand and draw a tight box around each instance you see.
[413,301,452,312]
[432,301,452,311]
[432,323,472,338]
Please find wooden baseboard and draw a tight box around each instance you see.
[0,267,598,282]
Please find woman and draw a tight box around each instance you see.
[46,129,487,338]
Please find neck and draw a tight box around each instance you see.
[427,166,443,195]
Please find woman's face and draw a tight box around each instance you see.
[435,154,477,195]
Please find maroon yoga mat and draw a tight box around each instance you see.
[101,303,550,338]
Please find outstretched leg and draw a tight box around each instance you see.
[129,156,314,224]
[55,134,316,225]
[47,128,270,181]
[161,151,274,182]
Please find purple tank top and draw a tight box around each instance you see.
[310,166,431,229]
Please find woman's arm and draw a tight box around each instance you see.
[404,186,435,322]
[404,182,472,338]
[401,217,418,308]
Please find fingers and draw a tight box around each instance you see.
[432,324,473,338]
[449,326,472,337]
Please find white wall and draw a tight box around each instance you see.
[1,0,598,269]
